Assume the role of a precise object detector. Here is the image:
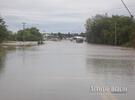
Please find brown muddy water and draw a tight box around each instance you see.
[0,41,135,100]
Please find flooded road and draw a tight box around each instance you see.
[0,41,135,100]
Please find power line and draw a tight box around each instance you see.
[120,0,133,18]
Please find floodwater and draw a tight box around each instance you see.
[0,41,135,100]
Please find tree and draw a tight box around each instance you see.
[6,31,17,41]
[16,27,43,41]
[0,16,8,43]
[85,15,135,46]
[58,32,63,40]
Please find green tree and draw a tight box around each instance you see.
[85,15,135,46]
[17,27,43,41]
[0,16,8,43]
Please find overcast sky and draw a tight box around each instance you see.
[0,0,135,33]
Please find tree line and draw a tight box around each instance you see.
[85,15,135,47]
[0,17,8,43]
[0,16,43,43]
[1,15,135,47]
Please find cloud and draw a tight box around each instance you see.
[0,0,135,32]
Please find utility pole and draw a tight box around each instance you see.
[114,22,117,45]
[22,22,26,42]
[22,22,26,30]
[120,0,133,18]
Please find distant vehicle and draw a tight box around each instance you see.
[73,36,84,43]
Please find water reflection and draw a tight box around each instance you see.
[86,58,135,76]
[0,42,135,100]
[0,49,6,76]
[86,45,135,86]
[86,57,135,100]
